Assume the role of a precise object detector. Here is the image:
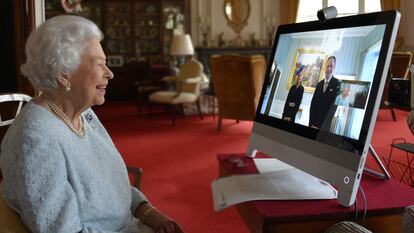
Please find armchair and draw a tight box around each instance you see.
[209,54,266,130]
[148,58,205,125]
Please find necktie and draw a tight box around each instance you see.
[323,80,329,92]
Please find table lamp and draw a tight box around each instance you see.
[170,34,194,67]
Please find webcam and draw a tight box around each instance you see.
[317,6,338,21]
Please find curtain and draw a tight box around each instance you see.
[280,0,300,24]
[380,0,400,11]
[381,0,403,49]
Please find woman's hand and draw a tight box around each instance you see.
[145,208,184,233]
[136,203,184,233]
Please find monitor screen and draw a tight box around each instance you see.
[247,11,400,207]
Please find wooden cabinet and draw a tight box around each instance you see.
[45,0,190,100]
[81,0,188,64]
[47,0,188,63]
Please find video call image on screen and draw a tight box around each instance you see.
[260,24,386,140]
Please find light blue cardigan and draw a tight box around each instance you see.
[0,101,151,233]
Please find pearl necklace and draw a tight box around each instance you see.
[43,95,86,138]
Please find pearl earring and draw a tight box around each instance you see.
[65,83,71,92]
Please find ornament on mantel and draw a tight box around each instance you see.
[218,32,226,47]
[199,17,211,47]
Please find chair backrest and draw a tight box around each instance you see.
[0,94,31,231]
[403,205,414,233]
[380,51,412,109]
[0,93,32,143]
[324,221,371,233]
[389,51,412,79]
[177,58,204,94]
[209,54,266,121]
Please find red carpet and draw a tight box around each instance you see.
[94,102,412,233]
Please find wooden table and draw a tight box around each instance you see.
[218,153,414,233]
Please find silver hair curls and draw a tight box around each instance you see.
[20,15,103,91]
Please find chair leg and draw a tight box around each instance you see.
[212,96,216,120]
[391,108,396,121]
[171,105,176,125]
[196,100,204,120]
[179,104,185,115]
[149,102,153,119]
[217,117,222,131]
[136,93,142,114]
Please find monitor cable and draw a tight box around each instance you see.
[354,185,368,226]
[359,185,367,226]
[354,194,358,221]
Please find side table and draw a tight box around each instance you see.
[218,153,414,233]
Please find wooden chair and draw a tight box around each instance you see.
[324,205,414,233]
[403,205,414,233]
[148,58,205,125]
[0,93,32,140]
[209,54,266,131]
[134,62,176,115]
[0,93,32,232]
[324,221,371,233]
[0,93,143,232]
[381,51,413,120]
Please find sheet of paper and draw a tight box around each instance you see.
[212,168,337,212]
[253,158,294,173]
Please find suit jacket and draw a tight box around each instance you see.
[309,77,340,129]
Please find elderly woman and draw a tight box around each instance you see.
[0,15,183,233]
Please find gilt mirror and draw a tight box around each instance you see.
[224,0,250,36]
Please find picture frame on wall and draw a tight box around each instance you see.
[107,55,124,67]
[288,49,326,93]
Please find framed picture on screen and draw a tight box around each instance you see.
[288,48,326,92]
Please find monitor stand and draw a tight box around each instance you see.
[363,144,390,180]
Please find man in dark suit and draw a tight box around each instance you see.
[309,56,340,130]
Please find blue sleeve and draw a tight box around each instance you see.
[130,186,149,215]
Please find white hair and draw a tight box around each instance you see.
[20,15,103,91]
[342,84,351,90]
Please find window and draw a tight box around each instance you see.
[296,0,381,23]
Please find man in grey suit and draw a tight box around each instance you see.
[309,56,340,130]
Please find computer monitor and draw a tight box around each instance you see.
[247,10,400,207]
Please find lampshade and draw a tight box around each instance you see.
[170,34,194,56]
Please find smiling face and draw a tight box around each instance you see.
[325,57,336,81]
[295,72,303,85]
[68,38,113,108]
[342,87,350,97]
